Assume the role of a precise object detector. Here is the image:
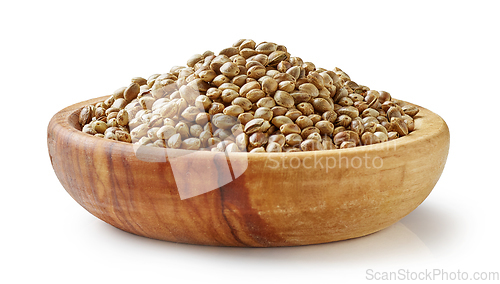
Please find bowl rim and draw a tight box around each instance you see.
[50,95,448,161]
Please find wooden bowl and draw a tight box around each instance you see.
[47,96,449,247]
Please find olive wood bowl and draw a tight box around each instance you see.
[47,96,449,247]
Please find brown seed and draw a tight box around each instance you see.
[130,124,149,140]
[300,139,323,151]
[212,74,231,87]
[241,89,264,104]
[285,108,302,121]
[388,132,399,140]
[236,113,253,125]
[270,115,292,128]
[391,117,409,136]
[402,105,419,117]
[194,95,212,111]
[186,54,203,68]
[273,72,296,84]
[301,126,320,140]
[286,66,301,80]
[277,60,292,73]
[239,81,261,97]
[188,78,210,92]
[112,86,127,100]
[212,114,238,129]
[234,132,249,150]
[350,117,365,135]
[254,107,273,121]
[387,106,403,120]
[175,122,190,139]
[259,76,277,95]
[138,96,155,110]
[361,108,380,118]
[307,71,324,89]
[181,138,201,150]
[115,130,132,143]
[340,141,356,149]
[91,121,107,134]
[246,60,264,69]
[249,147,266,153]
[252,97,274,109]
[124,83,141,102]
[147,127,161,141]
[273,91,294,108]
[298,83,319,98]
[337,95,354,106]
[374,131,389,143]
[79,105,93,126]
[402,115,415,132]
[245,118,269,134]
[266,141,282,152]
[285,133,303,146]
[181,106,201,121]
[361,132,381,145]
[302,62,316,73]
[255,42,277,55]
[379,91,392,103]
[332,126,345,136]
[223,105,245,117]
[280,123,301,135]
[278,81,295,92]
[307,114,320,125]
[82,124,97,135]
[381,101,396,112]
[289,92,310,105]
[210,54,230,73]
[219,47,240,58]
[220,62,240,78]
[295,116,314,129]
[315,120,334,136]
[322,136,336,150]
[116,109,129,126]
[268,134,286,147]
[231,74,247,87]
[238,39,256,50]
[230,97,252,111]
[365,90,380,104]
[178,85,198,106]
[205,88,222,100]
[167,133,182,148]
[240,48,259,58]
[271,106,288,117]
[322,111,338,124]
[219,89,238,104]
[307,132,322,142]
[337,106,359,119]
[156,125,176,140]
[296,102,314,116]
[312,98,333,113]
[268,51,287,66]
[249,132,268,147]
[333,131,350,146]
[364,120,378,133]
[111,98,127,110]
[158,101,178,118]
[247,65,266,79]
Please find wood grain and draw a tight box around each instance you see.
[47,96,450,247]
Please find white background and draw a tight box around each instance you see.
[2,0,499,283]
